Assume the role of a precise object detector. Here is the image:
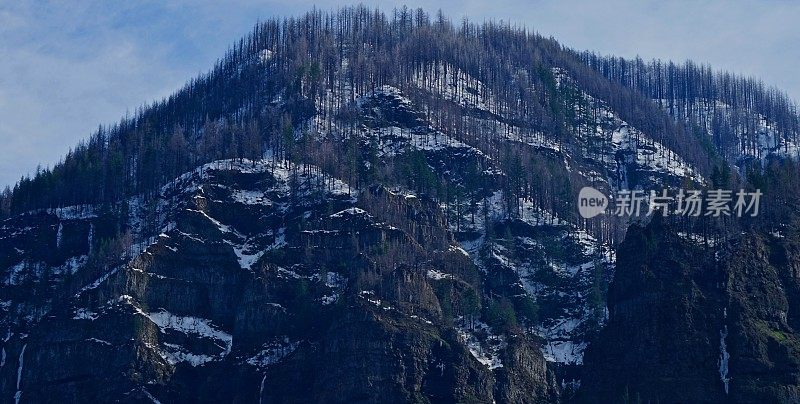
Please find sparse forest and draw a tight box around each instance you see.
[581,53,800,160]
[5,6,795,223]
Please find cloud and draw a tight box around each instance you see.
[0,0,798,188]
[0,1,267,187]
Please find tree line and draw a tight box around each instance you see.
[2,5,795,225]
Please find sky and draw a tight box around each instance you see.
[1,0,799,188]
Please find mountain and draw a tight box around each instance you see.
[2,6,800,403]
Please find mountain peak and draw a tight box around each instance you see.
[3,6,800,403]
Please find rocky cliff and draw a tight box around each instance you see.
[3,6,800,403]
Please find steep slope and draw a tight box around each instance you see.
[0,75,701,402]
[578,216,727,402]
[2,6,800,404]
[581,54,800,165]
[580,213,800,403]
[1,157,561,402]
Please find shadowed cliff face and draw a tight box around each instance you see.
[725,228,800,402]
[0,158,560,403]
[578,216,727,402]
[579,215,800,403]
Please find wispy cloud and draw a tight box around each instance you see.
[0,1,261,187]
[1,0,798,188]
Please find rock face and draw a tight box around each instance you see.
[578,216,727,402]
[579,216,800,403]
[0,159,561,403]
[723,227,800,402]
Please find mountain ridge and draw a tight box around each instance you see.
[2,6,800,403]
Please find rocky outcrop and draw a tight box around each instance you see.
[578,216,726,402]
[0,159,558,403]
[723,228,800,402]
[579,216,800,403]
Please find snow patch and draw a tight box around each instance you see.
[86,338,112,346]
[51,205,97,220]
[246,337,299,368]
[118,296,233,367]
[329,207,369,218]
[455,318,506,370]
[426,269,455,281]
[147,310,233,365]
[719,323,730,394]
[15,343,26,404]
[321,272,347,305]
[56,223,63,248]
[73,308,100,321]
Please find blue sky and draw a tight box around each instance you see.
[1,0,799,188]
